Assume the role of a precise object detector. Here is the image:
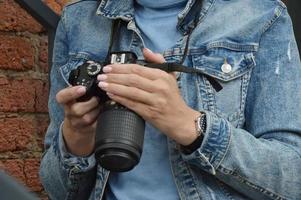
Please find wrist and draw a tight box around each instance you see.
[170,108,201,146]
[62,120,95,157]
[180,112,206,154]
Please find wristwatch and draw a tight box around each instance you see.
[181,113,206,155]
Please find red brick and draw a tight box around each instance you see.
[44,0,64,15]
[0,159,26,184]
[0,77,48,112]
[39,37,49,73]
[36,115,50,149]
[35,81,49,113]
[0,117,34,152]
[24,159,43,192]
[0,0,68,198]
[0,35,35,71]
[0,159,43,192]
[0,0,43,33]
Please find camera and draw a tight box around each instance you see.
[69,52,145,172]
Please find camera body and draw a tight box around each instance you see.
[69,51,145,172]
[69,52,137,102]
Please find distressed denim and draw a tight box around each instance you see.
[39,0,301,199]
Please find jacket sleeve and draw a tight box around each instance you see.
[182,6,301,200]
[39,9,97,200]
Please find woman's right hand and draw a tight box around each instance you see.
[56,86,102,156]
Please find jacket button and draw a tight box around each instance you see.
[221,62,232,73]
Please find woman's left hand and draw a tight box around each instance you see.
[97,48,200,145]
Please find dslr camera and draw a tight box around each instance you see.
[69,51,145,172]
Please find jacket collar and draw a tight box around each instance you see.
[96,0,135,20]
[96,0,215,34]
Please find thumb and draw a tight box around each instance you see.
[143,48,165,63]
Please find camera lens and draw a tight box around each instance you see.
[95,103,145,172]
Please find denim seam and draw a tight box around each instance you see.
[204,76,217,113]
[65,0,97,8]
[61,8,70,50]
[96,0,133,20]
[205,112,231,169]
[206,42,258,52]
[202,77,216,113]
[214,120,232,169]
[261,5,285,37]
[217,180,236,200]
[218,166,288,200]
[237,70,253,127]
[186,162,202,199]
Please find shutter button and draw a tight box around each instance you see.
[221,58,232,73]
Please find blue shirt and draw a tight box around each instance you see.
[106,0,187,199]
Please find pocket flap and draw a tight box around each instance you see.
[192,42,257,82]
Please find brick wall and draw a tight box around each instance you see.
[0,0,67,198]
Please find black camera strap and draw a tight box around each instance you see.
[107,18,223,92]
[145,62,222,92]
[106,19,122,63]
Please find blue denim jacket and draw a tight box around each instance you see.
[40,0,301,199]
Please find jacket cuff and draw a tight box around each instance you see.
[57,122,96,174]
[181,110,231,175]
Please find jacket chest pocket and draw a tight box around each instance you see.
[191,42,257,126]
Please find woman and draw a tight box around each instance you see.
[40,0,301,199]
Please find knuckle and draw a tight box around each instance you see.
[56,91,63,103]
[82,114,94,125]
[125,99,136,109]
[158,70,168,79]
[128,74,138,86]
[156,82,169,93]
[70,104,83,117]
[131,65,139,74]
[131,88,141,98]
[69,120,78,129]
[156,98,167,107]
[148,108,160,120]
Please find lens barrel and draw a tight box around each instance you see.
[95,102,145,172]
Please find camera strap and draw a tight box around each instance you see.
[145,62,223,92]
[107,18,222,92]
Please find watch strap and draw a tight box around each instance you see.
[181,113,206,155]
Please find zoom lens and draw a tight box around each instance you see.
[95,102,145,172]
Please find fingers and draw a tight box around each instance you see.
[97,73,155,92]
[143,48,165,63]
[103,49,167,80]
[107,93,149,120]
[100,81,154,105]
[104,63,166,80]
[56,85,101,129]
[67,106,101,128]
[65,96,100,118]
[56,86,86,104]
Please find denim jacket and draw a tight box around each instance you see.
[40,0,301,199]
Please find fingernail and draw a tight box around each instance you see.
[97,74,107,81]
[143,48,153,53]
[103,66,112,73]
[76,86,86,94]
[107,92,114,97]
[98,82,108,88]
